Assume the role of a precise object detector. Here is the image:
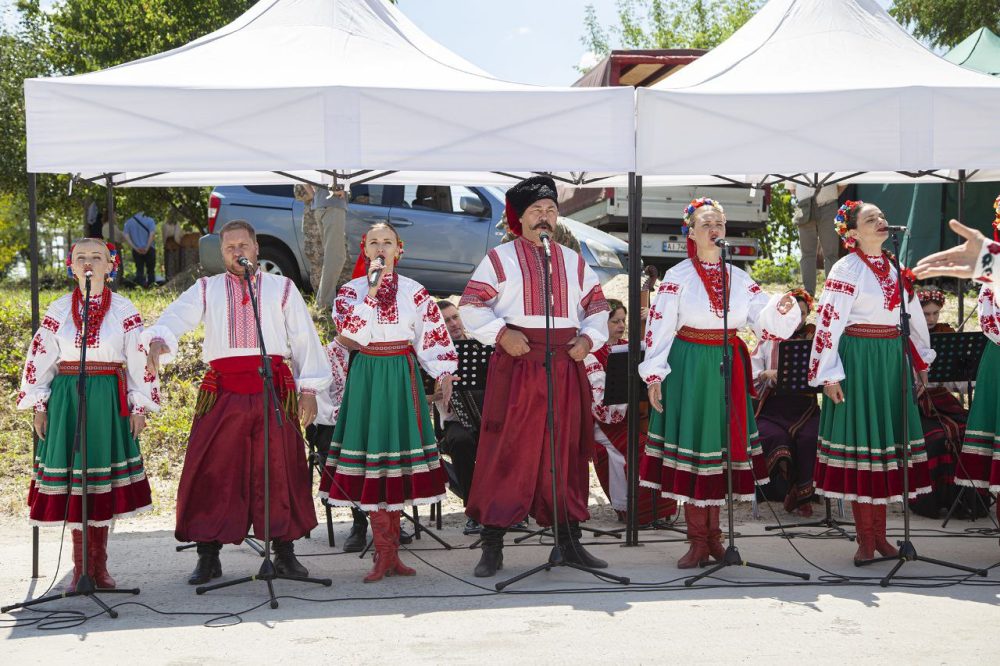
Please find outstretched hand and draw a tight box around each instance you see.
[912,220,986,280]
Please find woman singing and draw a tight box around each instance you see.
[640,198,798,569]
[17,239,159,590]
[319,223,458,582]
[809,201,934,563]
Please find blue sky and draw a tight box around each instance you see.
[3,0,899,85]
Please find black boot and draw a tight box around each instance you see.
[474,526,505,578]
[343,508,369,552]
[187,542,222,585]
[559,523,608,569]
[399,527,414,545]
[273,540,309,577]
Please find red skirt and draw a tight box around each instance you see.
[466,326,594,528]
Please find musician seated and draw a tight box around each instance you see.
[585,299,675,524]
[751,289,820,517]
[430,300,483,535]
[910,289,968,518]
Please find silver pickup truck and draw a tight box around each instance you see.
[199,184,629,295]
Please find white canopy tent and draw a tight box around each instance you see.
[25,0,635,182]
[636,0,1000,179]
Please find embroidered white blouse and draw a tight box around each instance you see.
[458,237,610,349]
[333,273,458,380]
[17,292,160,415]
[584,345,628,426]
[315,338,350,426]
[638,259,799,385]
[807,252,935,387]
[142,272,331,393]
[973,239,1000,344]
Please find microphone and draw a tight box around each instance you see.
[539,232,552,257]
[885,225,908,235]
[237,256,253,270]
[713,237,730,248]
[368,256,385,288]
[84,269,93,278]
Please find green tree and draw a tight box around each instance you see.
[889,0,1000,49]
[581,0,761,60]
[8,0,258,235]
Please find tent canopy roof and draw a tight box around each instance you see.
[25,0,634,177]
[944,27,1000,77]
[636,0,1000,176]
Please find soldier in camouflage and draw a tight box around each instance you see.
[295,183,323,293]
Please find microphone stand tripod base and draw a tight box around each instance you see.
[855,539,987,587]
[494,546,631,592]
[196,553,332,609]
[683,544,811,587]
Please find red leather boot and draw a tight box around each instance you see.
[871,504,899,558]
[364,511,396,583]
[88,525,116,589]
[851,501,875,564]
[388,511,416,576]
[706,505,727,562]
[68,529,84,591]
[677,504,710,569]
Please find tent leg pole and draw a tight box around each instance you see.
[28,172,40,579]
[105,175,118,289]
[625,172,643,547]
[957,169,966,325]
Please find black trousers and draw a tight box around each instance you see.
[441,421,477,506]
[132,248,156,287]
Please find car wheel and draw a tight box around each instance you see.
[257,241,302,286]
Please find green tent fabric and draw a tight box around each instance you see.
[944,27,1000,77]
[856,182,999,265]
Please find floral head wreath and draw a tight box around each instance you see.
[789,287,814,312]
[917,289,946,308]
[350,230,405,280]
[681,198,725,258]
[65,240,120,282]
[992,192,1000,241]
[834,200,864,250]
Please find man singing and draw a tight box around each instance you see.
[459,176,610,577]
[145,220,331,585]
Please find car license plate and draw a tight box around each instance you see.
[662,241,686,253]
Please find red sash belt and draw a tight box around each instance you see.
[59,361,129,417]
[202,355,296,396]
[675,326,754,462]
[361,340,425,432]
[845,324,928,371]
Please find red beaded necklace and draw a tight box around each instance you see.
[71,287,112,345]
[854,248,912,311]
[691,257,730,317]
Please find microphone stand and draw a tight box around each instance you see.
[855,231,986,586]
[196,262,332,608]
[685,241,809,587]
[3,274,139,617]
[496,233,629,591]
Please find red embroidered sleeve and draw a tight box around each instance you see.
[823,279,856,296]
[122,313,143,333]
[459,280,499,308]
[581,284,610,317]
[487,249,506,284]
[41,316,60,333]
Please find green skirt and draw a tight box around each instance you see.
[956,342,1000,490]
[640,337,768,505]
[28,374,152,527]
[319,350,447,510]
[815,334,931,504]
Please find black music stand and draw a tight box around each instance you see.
[759,339,853,538]
[928,332,998,529]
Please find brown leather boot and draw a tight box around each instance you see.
[677,504,711,569]
[88,526,116,589]
[871,504,899,557]
[364,511,396,583]
[706,505,726,562]
[851,501,875,564]
[68,529,84,591]
[387,511,415,576]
